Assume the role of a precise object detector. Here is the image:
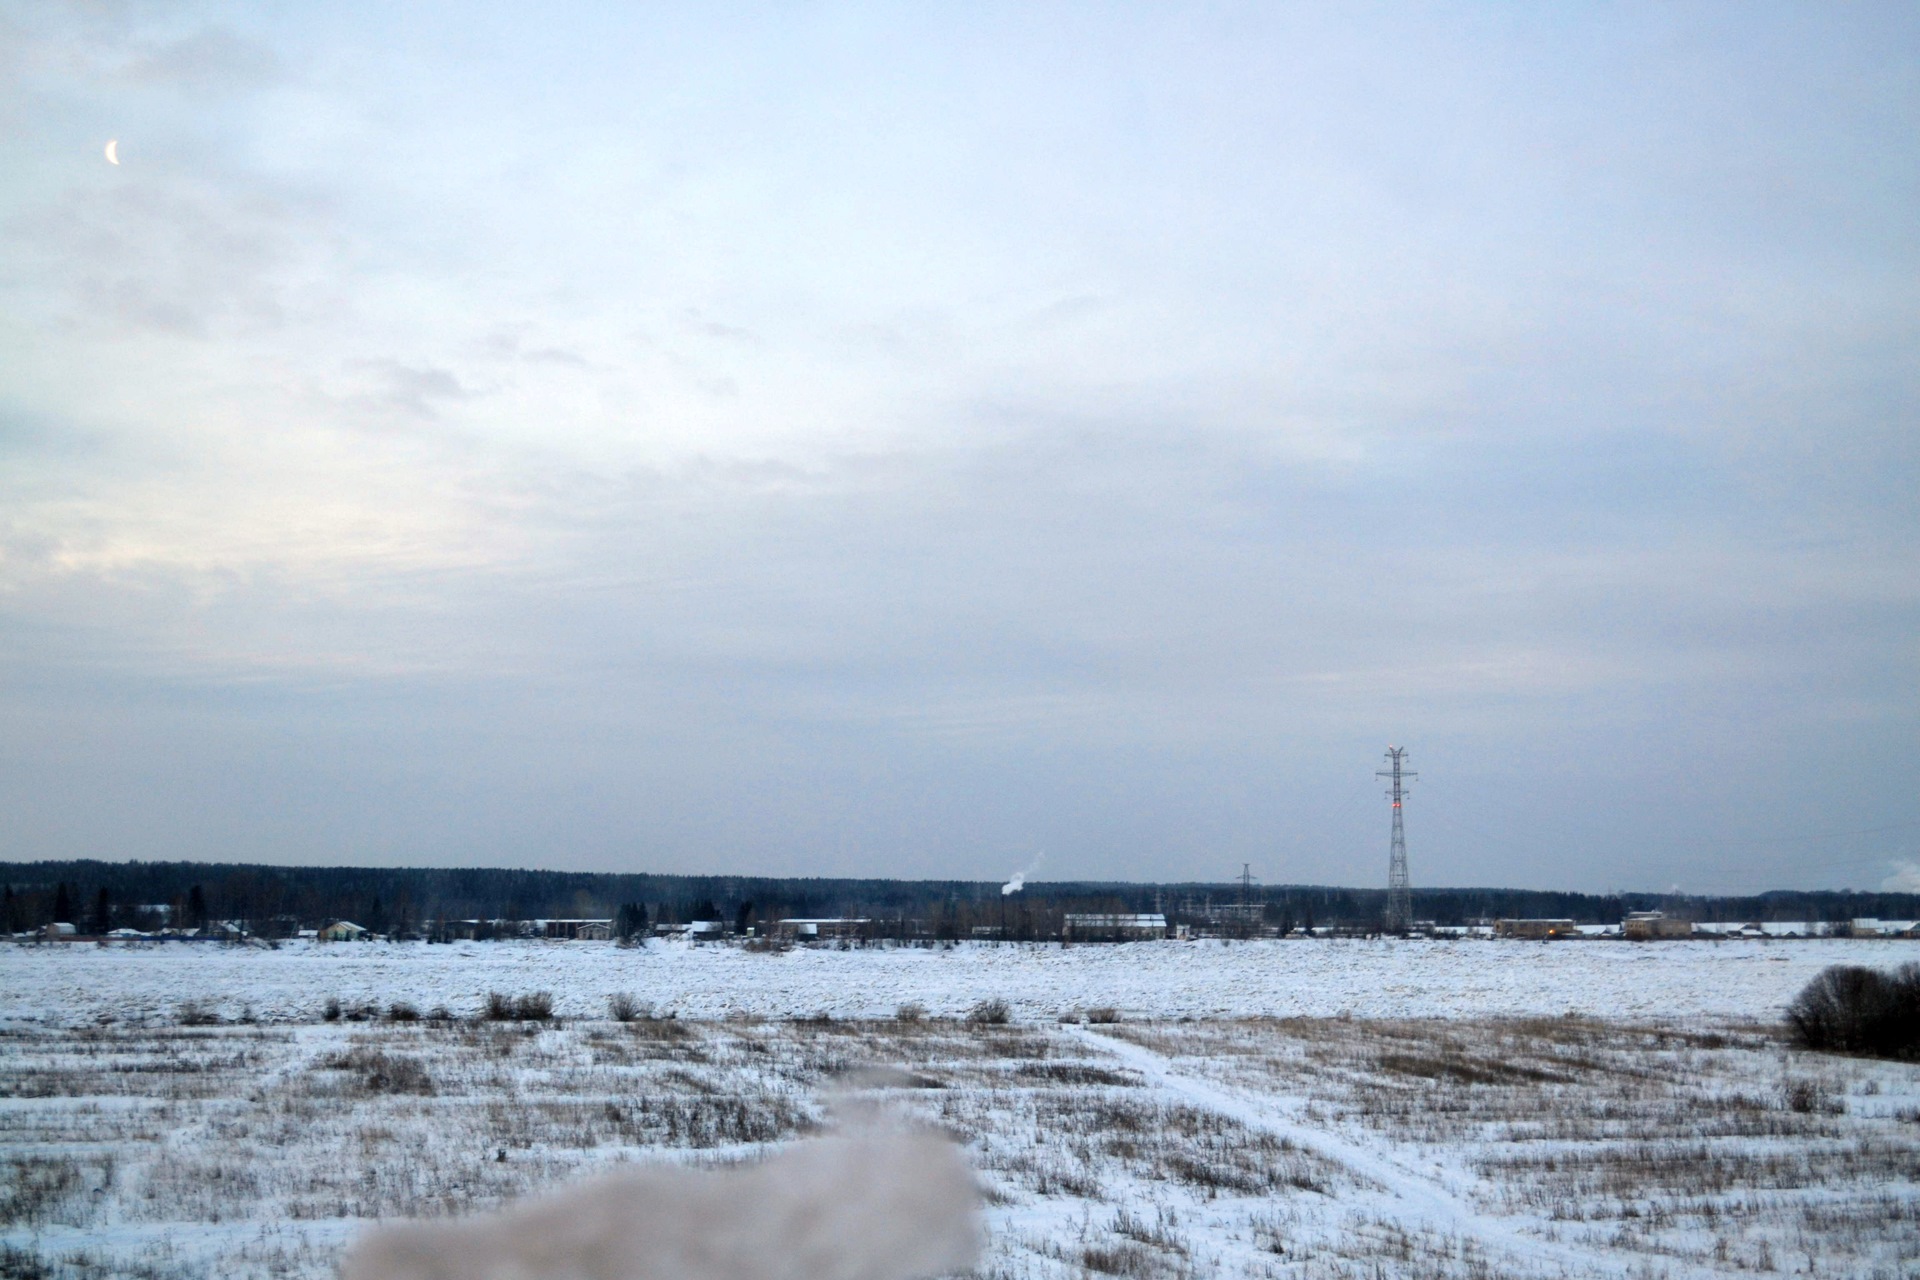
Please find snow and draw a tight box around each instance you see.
[1,935,1908,1027]
[7,937,1920,1280]
[1070,1027,1726,1280]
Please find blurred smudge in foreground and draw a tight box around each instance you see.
[340,1128,979,1280]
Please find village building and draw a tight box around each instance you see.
[534,918,613,940]
[1063,913,1169,941]
[1493,918,1577,940]
[1623,911,1693,940]
[772,917,870,940]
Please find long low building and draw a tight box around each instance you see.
[1493,918,1577,940]
[1063,913,1168,941]
[773,918,871,940]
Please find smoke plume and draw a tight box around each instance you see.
[1001,851,1043,896]
[340,1129,979,1280]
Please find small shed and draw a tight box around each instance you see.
[319,920,369,942]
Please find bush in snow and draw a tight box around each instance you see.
[965,998,1011,1026]
[486,991,557,1022]
[324,1046,434,1095]
[175,1001,219,1026]
[1787,964,1920,1060]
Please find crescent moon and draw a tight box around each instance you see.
[105,139,119,165]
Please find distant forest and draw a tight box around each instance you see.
[5,859,1917,939]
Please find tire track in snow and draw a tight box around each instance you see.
[1066,1025,1722,1280]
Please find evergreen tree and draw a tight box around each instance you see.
[53,882,74,926]
[91,886,112,935]
[187,884,207,930]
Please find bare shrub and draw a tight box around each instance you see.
[1014,1062,1135,1087]
[175,1001,218,1027]
[628,1017,691,1041]
[1080,1241,1156,1277]
[323,1047,435,1095]
[322,997,342,1022]
[895,1002,926,1023]
[1787,964,1920,1059]
[607,993,642,1023]
[0,1154,84,1227]
[1086,1006,1121,1025]
[386,1002,420,1022]
[966,998,1011,1026]
[1110,1207,1186,1253]
[0,1243,51,1279]
[485,991,556,1022]
[1782,1078,1842,1115]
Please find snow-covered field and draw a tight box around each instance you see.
[2,935,1912,1027]
[4,939,1919,1280]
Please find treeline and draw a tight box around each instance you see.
[4,859,1918,938]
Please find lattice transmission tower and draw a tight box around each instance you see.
[1377,746,1416,932]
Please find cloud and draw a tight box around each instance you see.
[0,3,1914,887]
[476,329,593,370]
[118,29,281,95]
[10,176,329,338]
[344,360,473,421]
[1883,862,1920,894]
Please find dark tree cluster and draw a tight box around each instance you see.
[5,858,1919,939]
[1787,964,1920,1060]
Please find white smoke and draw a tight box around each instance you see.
[1881,860,1920,893]
[1001,851,1043,896]
[341,1129,979,1280]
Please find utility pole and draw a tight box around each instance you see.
[1238,862,1256,905]
[1377,746,1416,932]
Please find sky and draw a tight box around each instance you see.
[1,2,1916,894]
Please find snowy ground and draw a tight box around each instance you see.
[4,939,1919,1280]
[2,935,1914,1027]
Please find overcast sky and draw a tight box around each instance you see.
[2,2,1916,893]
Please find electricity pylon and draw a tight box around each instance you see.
[1377,746,1416,932]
